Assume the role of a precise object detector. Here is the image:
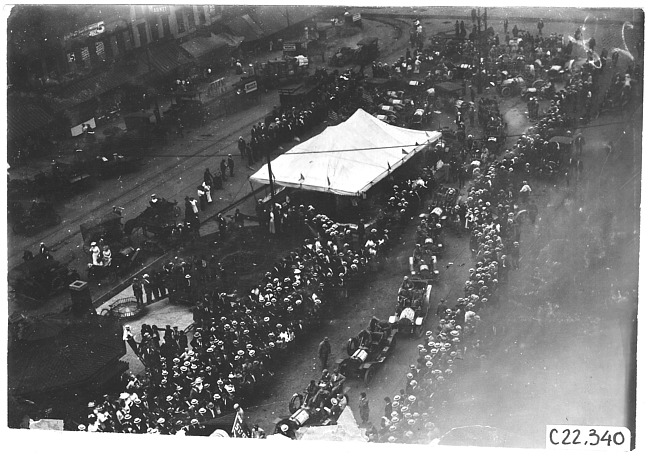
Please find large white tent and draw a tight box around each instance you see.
[249,109,441,197]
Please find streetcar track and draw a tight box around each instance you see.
[7,108,268,267]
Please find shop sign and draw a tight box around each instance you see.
[149,5,170,15]
[64,21,105,41]
[244,80,258,93]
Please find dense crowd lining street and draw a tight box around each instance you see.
[7,5,642,449]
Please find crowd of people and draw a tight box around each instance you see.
[367,35,610,443]
[78,197,402,434]
[72,11,641,440]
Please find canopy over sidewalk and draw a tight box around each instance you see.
[250,109,441,196]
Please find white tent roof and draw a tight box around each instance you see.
[250,109,441,196]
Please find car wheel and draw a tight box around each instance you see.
[347,337,359,356]
[289,393,303,414]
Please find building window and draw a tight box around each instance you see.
[137,22,148,46]
[95,41,106,60]
[175,9,185,33]
[198,8,206,25]
[79,47,90,67]
[149,17,159,41]
[162,15,171,38]
[135,6,145,20]
[186,7,195,29]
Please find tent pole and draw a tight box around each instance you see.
[266,147,275,197]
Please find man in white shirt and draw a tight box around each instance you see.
[519,180,532,203]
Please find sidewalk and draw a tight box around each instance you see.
[96,295,195,375]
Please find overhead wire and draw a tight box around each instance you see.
[116,118,635,160]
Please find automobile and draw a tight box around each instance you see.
[409,108,429,129]
[257,57,309,87]
[409,236,442,280]
[433,82,464,111]
[375,113,397,125]
[390,277,433,337]
[498,75,526,97]
[530,79,556,99]
[284,377,350,430]
[485,119,507,145]
[546,64,565,82]
[335,317,396,385]
[521,87,539,101]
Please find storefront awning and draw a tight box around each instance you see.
[141,41,194,76]
[180,33,244,60]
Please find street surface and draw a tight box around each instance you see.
[6,6,642,448]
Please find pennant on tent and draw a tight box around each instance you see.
[402,149,408,154]
[387,161,392,171]
[415,142,419,146]
[327,176,331,186]
[299,173,305,181]
[425,131,430,137]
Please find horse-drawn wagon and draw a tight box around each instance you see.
[81,212,142,280]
